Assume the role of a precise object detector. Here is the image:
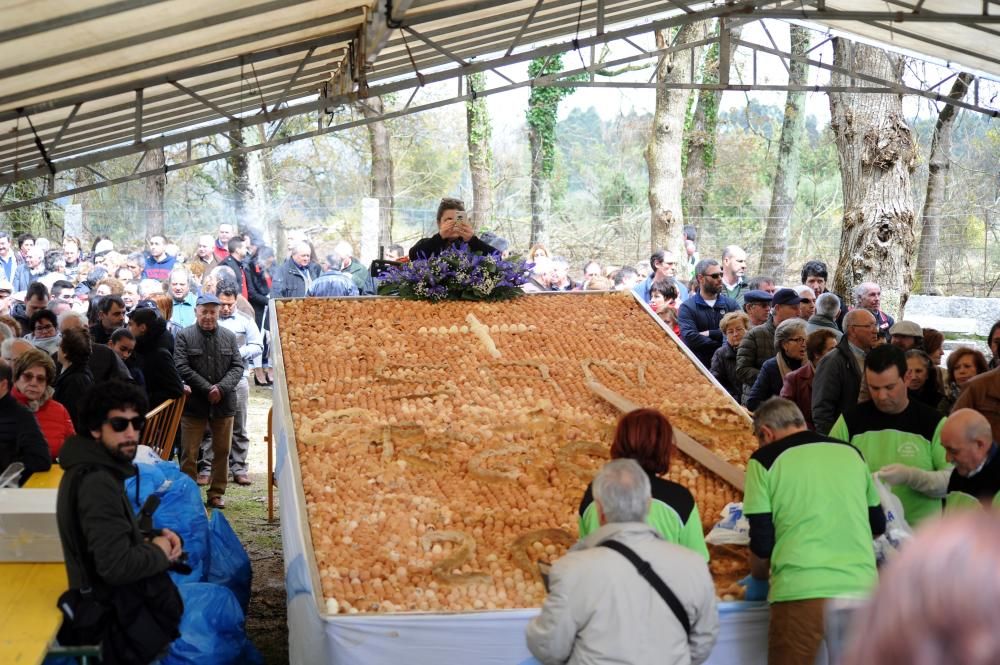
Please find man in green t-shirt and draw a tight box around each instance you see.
[829,344,950,526]
[744,398,884,665]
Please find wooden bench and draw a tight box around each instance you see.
[139,394,187,460]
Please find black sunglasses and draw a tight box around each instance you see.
[106,416,145,432]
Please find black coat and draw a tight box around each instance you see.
[133,317,184,409]
[407,233,498,260]
[811,334,863,435]
[677,292,740,368]
[54,362,95,435]
[270,258,320,299]
[0,391,51,483]
[56,436,170,591]
[245,257,271,329]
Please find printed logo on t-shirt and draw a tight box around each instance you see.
[897,441,920,459]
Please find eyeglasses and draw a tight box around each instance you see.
[34,323,55,332]
[787,337,807,344]
[703,272,723,279]
[105,416,145,432]
[849,323,877,329]
[20,371,47,383]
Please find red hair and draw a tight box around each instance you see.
[946,347,988,384]
[610,408,674,475]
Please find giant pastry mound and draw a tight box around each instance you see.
[275,292,756,614]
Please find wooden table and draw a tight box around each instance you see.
[0,468,67,665]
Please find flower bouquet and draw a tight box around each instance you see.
[377,243,532,302]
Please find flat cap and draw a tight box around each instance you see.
[889,320,923,338]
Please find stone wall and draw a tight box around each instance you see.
[905,295,1000,338]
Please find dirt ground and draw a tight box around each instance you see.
[219,384,288,665]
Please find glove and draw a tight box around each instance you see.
[738,575,769,602]
[878,464,950,498]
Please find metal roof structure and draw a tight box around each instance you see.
[1,0,998,211]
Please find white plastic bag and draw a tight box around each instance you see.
[705,502,750,545]
[872,474,913,565]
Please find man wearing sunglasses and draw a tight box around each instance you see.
[677,259,739,368]
[56,381,183,620]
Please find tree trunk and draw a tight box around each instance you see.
[915,72,973,295]
[528,125,549,246]
[466,71,494,229]
[142,146,166,238]
[828,39,918,318]
[646,22,707,256]
[361,96,395,248]
[227,128,251,229]
[683,23,741,226]
[758,25,810,279]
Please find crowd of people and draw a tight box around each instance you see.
[2,196,1000,665]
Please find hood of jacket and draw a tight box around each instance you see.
[59,434,137,480]
[135,315,168,352]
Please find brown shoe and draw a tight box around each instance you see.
[207,496,225,509]
[196,472,210,486]
[234,472,252,486]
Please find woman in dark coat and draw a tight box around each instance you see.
[54,327,94,434]
[745,318,807,412]
[710,311,750,405]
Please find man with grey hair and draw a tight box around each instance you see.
[853,281,894,342]
[308,249,359,297]
[811,308,877,434]
[1,337,32,362]
[271,241,319,299]
[526,458,719,665]
[744,397,884,665]
[720,245,747,305]
[806,292,843,341]
[333,240,374,295]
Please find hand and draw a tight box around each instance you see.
[159,528,184,560]
[738,575,769,601]
[152,534,181,562]
[878,464,915,486]
[207,385,222,404]
[183,383,192,395]
[440,222,460,240]
[454,223,474,242]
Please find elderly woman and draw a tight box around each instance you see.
[577,408,709,561]
[11,349,74,459]
[25,309,61,355]
[53,326,94,434]
[780,328,838,429]
[905,349,943,410]
[745,318,808,411]
[711,311,750,405]
[939,347,988,414]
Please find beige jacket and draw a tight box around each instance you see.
[526,522,719,665]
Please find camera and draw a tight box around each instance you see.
[169,551,193,575]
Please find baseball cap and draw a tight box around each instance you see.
[771,288,802,306]
[196,293,221,306]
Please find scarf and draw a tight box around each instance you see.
[21,385,55,413]
[776,351,801,380]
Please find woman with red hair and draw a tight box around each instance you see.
[577,408,709,561]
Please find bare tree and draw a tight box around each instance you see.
[466,71,494,228]
[828,39,918,317]
[646,21,708,255]
[142,146,166,238]
[759,26,810,279]
[360,96,395,247]
[915,72,974,294]
[226,128,251,227]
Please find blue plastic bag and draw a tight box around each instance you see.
[162,583,262,665]
[207,510,252,612]
[124,461,210,584]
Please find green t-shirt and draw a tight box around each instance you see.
[578,474,710,562]
[743,430,880,603]
[829,400,948,526]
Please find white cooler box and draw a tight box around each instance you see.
[0,488,63,562]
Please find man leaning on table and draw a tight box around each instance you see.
[743,398,884,665]
[0,357,51,483]
[526,458,719,665]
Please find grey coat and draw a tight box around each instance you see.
[526,521,719,665]
[736,317,776,387]
[811,334,863,435]
[806,313,843,341]
[174,323,245,419]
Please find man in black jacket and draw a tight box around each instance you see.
[128,307,184,409]
[408,198,497,260]
[0,358,50,483]
[56,381,182,635]
[811,308,878,434]
[270,241,319,299]
[174,294,245,508]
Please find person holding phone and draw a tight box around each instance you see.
[408,197,499,260]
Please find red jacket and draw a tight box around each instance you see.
[12,387,75,459]
[780,363,816,430]
[213,240,230,263]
